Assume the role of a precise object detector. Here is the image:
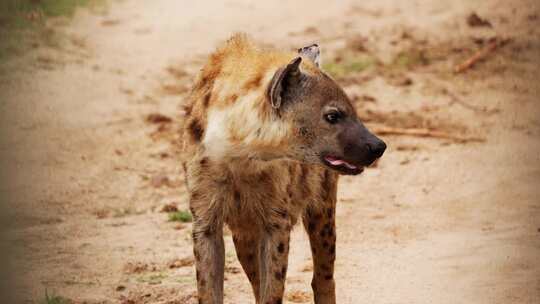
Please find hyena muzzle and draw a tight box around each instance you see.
[181,34,386,304]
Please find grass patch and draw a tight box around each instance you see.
[391,49,430,69]
[0,0,105,24]
[0,0,105,62]
[42,291,71,304]
[323,54,376,78]
[168,210,193,223]
[136,273,168,284]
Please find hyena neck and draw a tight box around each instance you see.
[202,80,293,162]
[197,34,307,163]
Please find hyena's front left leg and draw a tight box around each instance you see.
[303,170,338,304]
[257,217,292,304]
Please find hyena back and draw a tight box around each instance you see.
[182,34,386,304]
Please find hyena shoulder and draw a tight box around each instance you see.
[181,34,322,160]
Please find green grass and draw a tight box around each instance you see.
[323,54,376,78]
[392,49,430,69]
[42,291,71,304]
[168,210,193,223]
[0,0,97,33]
[136,273,168,284]
[0,0,105,62]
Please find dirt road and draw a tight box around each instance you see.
[1,0,539,303]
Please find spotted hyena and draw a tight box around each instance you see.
[181,34,386,304]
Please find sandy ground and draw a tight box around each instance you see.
[0,0,539,303]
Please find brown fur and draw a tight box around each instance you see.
[181,34,384,304]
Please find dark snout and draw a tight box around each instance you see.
[365,133,386,160]
[339,122,386,167]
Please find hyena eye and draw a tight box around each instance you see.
[324,111,342,124]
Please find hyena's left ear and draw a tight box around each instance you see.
[268,57,303,109]
[298,43,321,67]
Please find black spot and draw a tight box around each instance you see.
[287,184,294,197]
[183,104,192,116]
[322,241,329,248]
[326,208,333,218]
[329,244,335,255]
[300,165,312,197]
[324,223,330,231]
[275,209,288,219]
[247,271,256,282]
[247,253,254,261]
[203,92,211,107]
[308,221,316,232]
[189,119,204,142]
[324,274,332,280]
[277,242,285,253]
[200,157,209,166]
[259,170,271,182]
[274,271,283,280]
[234,190,241,202]
[299,127,309,137]
[275,299,283,304]
[190,191,200,201]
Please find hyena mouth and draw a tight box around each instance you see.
[322,155,364,175]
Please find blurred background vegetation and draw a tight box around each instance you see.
[0,0,105,61]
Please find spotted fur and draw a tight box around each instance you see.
[181,33,385,304]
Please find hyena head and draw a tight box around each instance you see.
[268,44,386,175]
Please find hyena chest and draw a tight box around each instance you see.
[222,160,312,231]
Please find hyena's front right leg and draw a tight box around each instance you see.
[187,158,226,304]
[232,228,261,301]
[191,208,224,304]
[232,218,291,304]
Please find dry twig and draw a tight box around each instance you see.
[454,38,510,73]
[372,126,485,143]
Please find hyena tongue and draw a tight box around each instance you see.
[325,156,357,169]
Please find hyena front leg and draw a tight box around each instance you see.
[191,199,225,304]
[258,219,292,304]
[232,229,261,301]
[303,171,338,304]
[303,205,336,304]
[187,159,226,304]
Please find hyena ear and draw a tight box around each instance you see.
[268,57,303,109]
[298,43,321,67]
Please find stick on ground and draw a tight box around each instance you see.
[454,38,510,73]
[372,126,485,143]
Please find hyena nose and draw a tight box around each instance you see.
[366,138,386,159]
